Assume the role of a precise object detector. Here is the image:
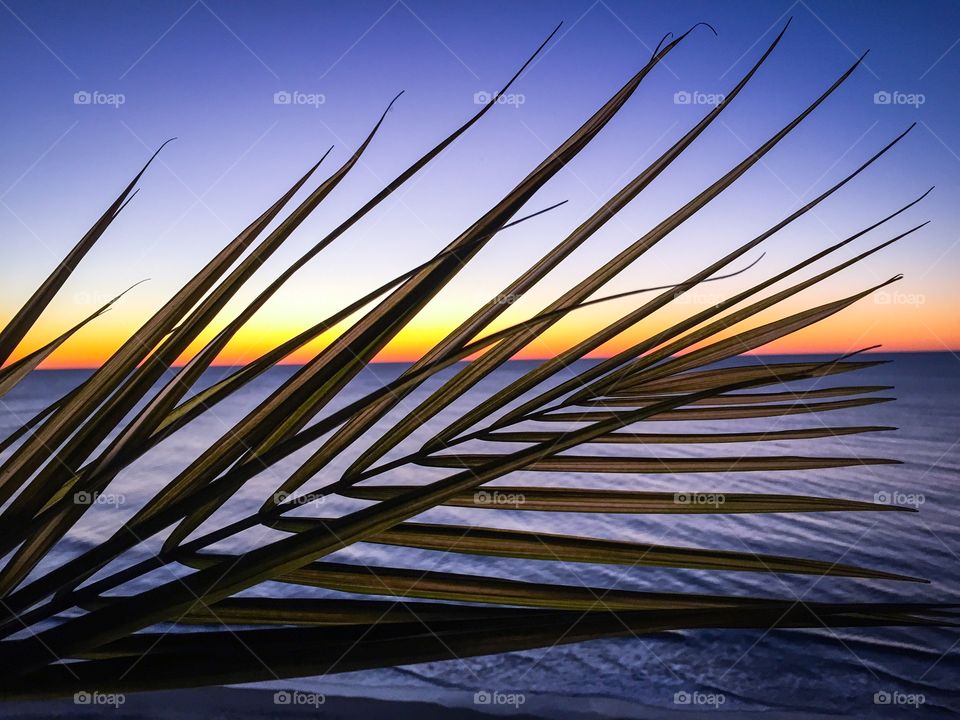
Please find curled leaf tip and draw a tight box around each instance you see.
[652,31,674,58]
[149,137,177,160]
[694,21,719,37]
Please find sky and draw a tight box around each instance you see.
[1,0,958,369]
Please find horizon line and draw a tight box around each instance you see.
[29,347,957,372]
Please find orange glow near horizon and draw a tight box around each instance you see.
[10,296,958,371]
[3,0,959,381]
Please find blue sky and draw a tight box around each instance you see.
[1,0,958,365]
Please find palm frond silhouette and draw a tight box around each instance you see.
[0,20,950,698]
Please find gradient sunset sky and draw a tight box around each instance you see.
[1,0,958,369]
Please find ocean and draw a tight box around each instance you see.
[1,353,958,717]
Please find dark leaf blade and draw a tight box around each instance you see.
[480,425,896,444]
[416,454,899,472]
[331,23,791,480]
[540,396,894,422]
[343,486,913,514]
[420,51,881,452]
[272,518,920,581]
[0,142,169,365]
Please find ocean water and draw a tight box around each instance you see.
[1,353,958,717]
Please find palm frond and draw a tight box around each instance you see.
[0,19,951,698]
